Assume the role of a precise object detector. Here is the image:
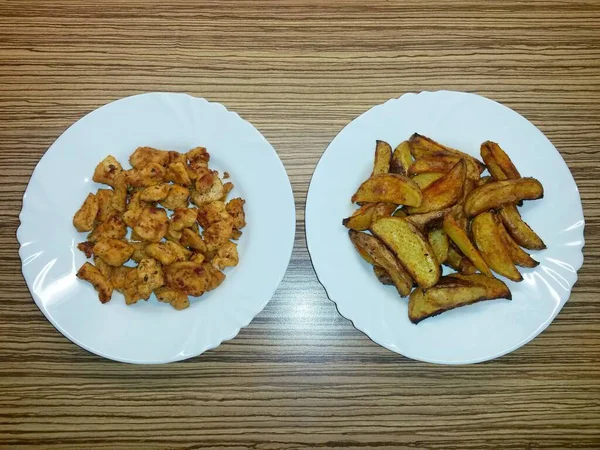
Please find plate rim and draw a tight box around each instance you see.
[17,92,296,364]
[305,90,585,364]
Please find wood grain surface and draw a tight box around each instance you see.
[1,0,600,448]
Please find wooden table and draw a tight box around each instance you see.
[1,1,599,448]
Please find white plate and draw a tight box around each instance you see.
[18,92,295,364]
[306,91,584,364]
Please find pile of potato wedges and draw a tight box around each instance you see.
[343,134,545,324]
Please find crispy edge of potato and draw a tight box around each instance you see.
[443,214,493,277]
[411,172,445,190]
[390,141,413,175]
[408,279,488,324]
[472,212,522,282]
[447,273,512,300]
[348,230,413,296]
[484,141,520,179]
[480,143,508,181]
[372,140,392,176]
[428,228,449,265]
[370,217,440,289]
[407,159,466,214]
[373,266,394,285]
[464,178,544,217]
[477,175,493,187]
[496,217,539,268]
[499,204,546,250]
[343,203,396,231]
[409,133,486,173]
[351,173,423,207]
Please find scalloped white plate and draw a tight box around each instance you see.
[306,91,584,364]
[18,92,295,364]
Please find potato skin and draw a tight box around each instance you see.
[370,217,440,289]
[464,178,543,217]
[351,174,423,206]
[407,159,465,214]
[499,204,546,250]
[371,140,392,176]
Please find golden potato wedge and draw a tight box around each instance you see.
[92,155,123,187]
[480,143,508,181]
[428,228,449,265]
[409,133,486,173]
[392,208,407,218]
[411,172,445,190]
[351,174,422,206]
[483,141,520,179]
[407,160,465,214]
[137,258,165,299]
[390,141,413,175]
[448,273,512,300]
[73,193,99,232]
[155,287,190,310]
[408,155,460,176]
[499,204,546,250]
[370,217,440,289]
[464,178,544,217]
[348,230,413,296]
[372,140,392,176]
[373,266,394,285]
[133,207,168,243]
[76,262,113,303]
[129,146,170,168]
[93,238,135,267]
[164,261,209,297]
[443,214,493,277]
[405,203,462,232]
[472,212,522,281]
[408,277,488,324]
[497,218,539,267]
[343,203,396,231]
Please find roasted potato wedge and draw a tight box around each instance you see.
[480,143,508,181]
[496,218,539,267]
[372,140,392,176]
[371,217,440,289]
[483,141,520,179]
[348,230,413,296]
[373,266,394,285]
[428,228,449,264]
[351,174,423,206]
[409,133,486,173]
[443,214,493,277]
[472,212,522,281]
[390,141,413,175]
[447,273,512,300]
[407,160,465,214]
[464,178,544,217]
[411,172,445,190]
[477,175,493,187]
[445,245,477,274]
[342,203,396,231]
[392,208,407,218]
[408,277,488,324]
[408,155,461,176]
[499,204,546,250]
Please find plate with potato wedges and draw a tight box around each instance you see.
[306,90,584,364]
[18,93,295,363]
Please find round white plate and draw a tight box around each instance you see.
[18,92,295,364]
[306,90,584,364]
